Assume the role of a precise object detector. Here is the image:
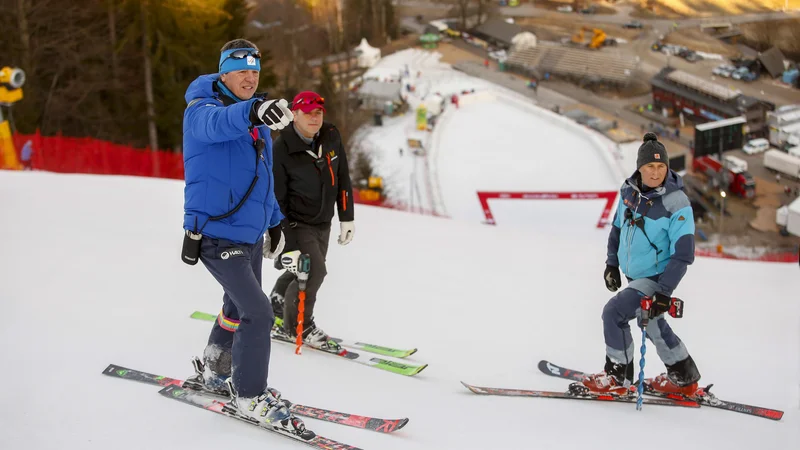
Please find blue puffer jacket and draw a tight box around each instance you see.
[606,170,695,296]
[182,74,283,244]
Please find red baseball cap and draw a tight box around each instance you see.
[291,91,326,113]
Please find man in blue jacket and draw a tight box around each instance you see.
[181,38,300,429]
[579,133,701,399]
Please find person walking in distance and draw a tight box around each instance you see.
[180,38,303,430]
[579,132,701,399]
[269,91,355,351]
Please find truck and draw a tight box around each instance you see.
[763,149,800,179]
[693,154,756,199]
[788,198,800,237]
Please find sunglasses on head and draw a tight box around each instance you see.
[221,49,261,65]
[295,96,325,106]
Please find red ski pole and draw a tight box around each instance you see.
[293,254,311,355]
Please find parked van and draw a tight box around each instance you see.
[743,138,770,155]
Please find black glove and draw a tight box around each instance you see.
[604,264,621,292]
[650,292,672,317]
[250,99,293,131]
[262,225,284,259]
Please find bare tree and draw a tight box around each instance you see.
[140,0,159,173]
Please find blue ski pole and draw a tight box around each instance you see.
[636,296,654,411]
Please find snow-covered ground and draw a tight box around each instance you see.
[354,49,630,228]
[1,170,798,450]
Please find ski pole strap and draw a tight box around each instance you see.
[295,290,305,355]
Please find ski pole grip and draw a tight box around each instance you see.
[640,296,653,327]
[669,297,684,319]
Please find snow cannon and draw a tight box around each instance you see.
[0,67,25,104]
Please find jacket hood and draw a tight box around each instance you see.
[185,74,220,104]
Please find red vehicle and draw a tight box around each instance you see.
[692,155,755,199]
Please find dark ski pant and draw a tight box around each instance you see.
[200,236,273,399]
[602,278,689,367]
[273,222,330,336]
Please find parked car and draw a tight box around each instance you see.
[556,5,573,13]
[624,20,644,29]
[712,64,736,78]
[743,138,771,155]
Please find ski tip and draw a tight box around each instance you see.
[460,381,481,394]
[103,364,125,375]
[395,417,410,431]
[411,364,429,376]
[406,348,418,357]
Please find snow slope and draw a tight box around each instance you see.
[354,49,625,228]
[1,171,798,450]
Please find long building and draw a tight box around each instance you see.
[650,67,774,138]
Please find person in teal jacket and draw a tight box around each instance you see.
[181,38,303,431]
[580,132,701,399]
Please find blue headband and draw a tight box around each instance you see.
[219,48,261,74]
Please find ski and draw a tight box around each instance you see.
[103,364,410,433]
[460,381,698,407]
[191,311,418,358]
[270,330,427,377]
[159,385,362,450]
[537,360,784,421]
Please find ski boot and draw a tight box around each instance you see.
[224,379,308,435]
[644,355,702,399]
[183,356,231,397]
[302,325,342,353]
[570,357,634,398]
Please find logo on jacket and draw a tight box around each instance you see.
[328,150,336,158]
[678,216,685,221]
[220,248,245,260]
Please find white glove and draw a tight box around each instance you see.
[338,221,355,246]
[255,99,294,131]
[263,228,285,259]
[280,250,302,274]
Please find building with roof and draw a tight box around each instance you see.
[650,67,774,138]
[470,18,524,49]
[758,46,787,79]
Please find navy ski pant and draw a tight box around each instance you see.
[602,278,689,367]
[200,236,274,398]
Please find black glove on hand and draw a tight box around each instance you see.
[604,264,621,292]
[650,292,672,317]
[250,99,293,131]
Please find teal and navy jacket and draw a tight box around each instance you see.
[182,74,283,244]
[606,169,695,296]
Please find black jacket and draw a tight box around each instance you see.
[273,122,354,251]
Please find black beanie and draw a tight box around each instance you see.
[637,132,668,169]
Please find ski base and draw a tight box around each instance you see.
[461,381,698,407]
[537,360,784,421]
[191,310,418,358]
[159,385,361,450]
[103,364,410,432]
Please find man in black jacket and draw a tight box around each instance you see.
[270,91,355,350]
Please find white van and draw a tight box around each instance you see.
[743,138,770,155]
